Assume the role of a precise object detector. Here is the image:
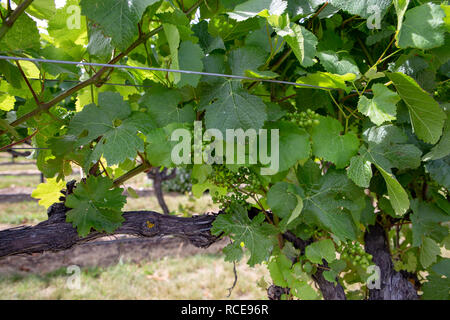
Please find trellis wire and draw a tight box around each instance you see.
[0,55,340,90]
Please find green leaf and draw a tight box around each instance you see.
[422,274,450,300]
[284,24,318,68]
[65,176,126,237]
[267,182,302,220]
[287,194,304,226]
[357,84,400,126]
[228,0,288,21]
[423,110,450,161]
[311,116,360,168]
[432,258,450,278]
[163,23,181,83]
[264,121,311,172]
[296,72,356,92]
[222,243,244,262]
[192,21,225,54]
[393,0,410,35]
[80,0,159,50]
[203,80,267,135]
[0,94,15,112]
[145,123,189,167]
[245,70,280,79]
[297,162,365,240]
[0,10,40,51]
[420,237,441,268]
[376,165,410,217]
[268,253,292,287]
[229,46,267,76]
[68,92,154,165]
[177,41,204,88]
[347,147,373,188]
[397,3,446,50]
[425,158,450,189]
[140,85,195,127]
[317,51,360,76]
[410,199,449,248]
[31,178,66,209]
[87,23,114,59]
[191,164,212,184]
[305,239,336,264]
[387,72,446,144]
[211,204,277,266]
[328,0,392,19]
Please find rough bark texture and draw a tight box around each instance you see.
[0,203,218,258]
[364,223,419,300]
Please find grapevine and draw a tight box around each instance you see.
[0,0,448,301]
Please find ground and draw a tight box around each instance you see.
[0,152,269,300]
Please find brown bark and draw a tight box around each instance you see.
[0,203,218,258]
[364,223,419,300]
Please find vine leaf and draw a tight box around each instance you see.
[422,274,450,300]
[177,41,204,88]
[348,125,421,216]
[140,85,195,127]
[423,109,450,161]
[311,116,359,169]
[68,92,155,166]
[202,80,267,136]
[357,84,400,126]
[376,165,409,217]
[284,24,318,68]
[397,3,446,50]
[229,46,267,76]
[317,51,360,76]
[267,182,303,224]
[31,178,66,209]
[268,252,320,299]
[328,0,393,19]
[65,176,127,237]
[387,72,446,144]
[297,161,365,241]
[410,200,449,248]
[296,72,356,92]
[80,0,159,50]
[211,204,277,266]
[265,121,311,172]
[305,239,336,264]
[0,11,40,51]
[420,237,441,268]
[228,0,288,21]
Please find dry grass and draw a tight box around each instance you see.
[0,255,270,300]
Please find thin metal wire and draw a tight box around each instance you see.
[6,147,48,150]
[30,78,154,88]
[0,55,339,91]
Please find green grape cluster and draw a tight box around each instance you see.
[210,166,263,192]
[313,229,328,239]
[209,165,261,210]
[338,241,373,269]
[288,109,320,127]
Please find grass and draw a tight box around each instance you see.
[0,255,270,300]
[0,201,47,225]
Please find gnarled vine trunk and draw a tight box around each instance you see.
[364,223,419,300]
